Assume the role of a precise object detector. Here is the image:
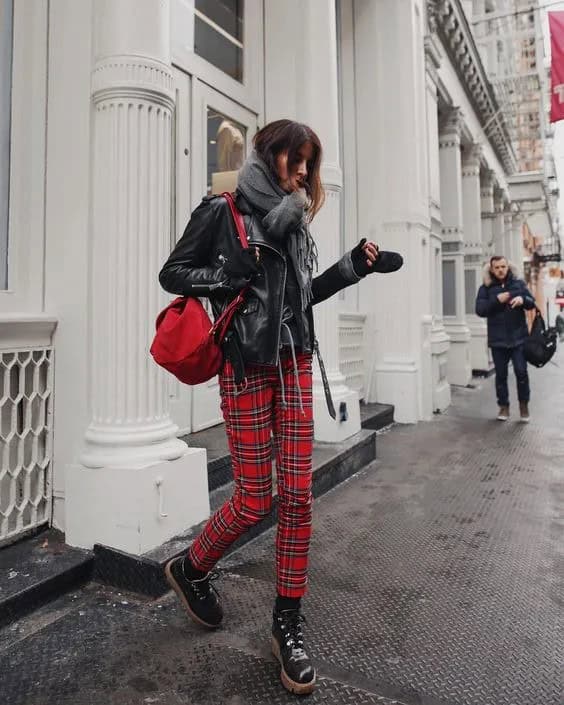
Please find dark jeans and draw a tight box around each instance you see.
[491,345,530,407]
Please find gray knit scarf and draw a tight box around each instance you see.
[237,151,318,310]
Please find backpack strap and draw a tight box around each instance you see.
[222,192,249,248]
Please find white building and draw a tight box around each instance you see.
[0,0,535,557]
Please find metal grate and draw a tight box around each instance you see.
[0,348,53,546]
[339,313,366,400]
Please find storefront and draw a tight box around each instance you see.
[0,0,528,556]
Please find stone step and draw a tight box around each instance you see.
[93,429,377,597]
[182,402,394,494]
[0,410,387,626]
[360,401,395,431]
[0,528,94,628]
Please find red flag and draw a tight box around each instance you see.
[550,12,564,123]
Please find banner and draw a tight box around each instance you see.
[549,12,564,123]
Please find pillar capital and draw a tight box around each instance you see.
[462,143,482,177]
[439,106,464,148]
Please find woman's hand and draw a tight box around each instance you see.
[350,238,403,276]
[361,240,379,269]
[351,238,379,276]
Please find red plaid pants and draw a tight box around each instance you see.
[188,352,314,598]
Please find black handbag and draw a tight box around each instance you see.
[524,308,558,368]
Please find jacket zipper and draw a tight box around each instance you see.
[190,282,225,291]
[252,241,287,365]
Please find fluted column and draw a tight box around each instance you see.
[354,0,432,423]
[300,1,360,441]
[66,0,208,554]
[503,207,514,265]
[264,0,360,441]
[492,187,506,257]
[462,144,488,373]
[439,107,472,386]
[511,208,524,272]
[480,169,495,259]
[81,0,184,468]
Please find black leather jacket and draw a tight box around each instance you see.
[159,192,364,369]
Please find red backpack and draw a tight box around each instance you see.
[150,192,249,385]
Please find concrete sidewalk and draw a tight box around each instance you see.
[1,350,563,705]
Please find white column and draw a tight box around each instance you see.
[305,0,361,442]
[439,107,472,386]
[481,169,495,260]
[503,208,512,264]
[65,0,208,554]
[265,0,360,442]
[425,33,451,414]
[462,144,488,373]
[492,188,506,256]
[511,208,524,271]
[354,0,431,424]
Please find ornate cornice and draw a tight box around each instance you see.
[428,0,516,175]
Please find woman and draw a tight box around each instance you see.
[159,119,403,695]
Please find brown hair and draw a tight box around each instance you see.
[253,119,325,221]
[490,256,507,267]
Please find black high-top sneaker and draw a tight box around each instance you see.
[164,556,223,629]
[272,609,316,695]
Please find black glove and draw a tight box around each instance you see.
[222,248,260,279]
[351,238,403,277]
[221,247,260,292]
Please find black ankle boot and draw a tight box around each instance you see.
[272,608,316,695]
[164,556,223,629]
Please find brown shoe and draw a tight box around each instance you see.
[519,402,530,423]
[497,406,509,421]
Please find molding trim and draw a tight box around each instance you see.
[92,56,175,109]
[429,0,516,174]
[0,315,58,349]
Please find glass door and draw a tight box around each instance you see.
[190,81,257,432]
[170,72,257,434]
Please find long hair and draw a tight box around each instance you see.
[253,119,325,221]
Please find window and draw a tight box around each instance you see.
[465,269,477,315]
[206,108,246,195]
[442,260,456,316]
[0,0,13,290]
[195,0,244,82]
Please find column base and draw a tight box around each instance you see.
[373,360,419,424]
[80,420,188,469]
[468,317,491,374]
[431,324,451,413]
[65,448,209,555]
[313,386,361,443]
[445,322,472,386]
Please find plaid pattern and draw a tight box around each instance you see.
[188,352,314,598]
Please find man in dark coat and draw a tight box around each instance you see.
[475,256,536,421]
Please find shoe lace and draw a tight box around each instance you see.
[191,570,220,602]
[278,610,308,662]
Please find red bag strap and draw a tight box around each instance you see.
[222,192,249,248]
[210,290,246,343]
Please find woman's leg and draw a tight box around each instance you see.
[271,353,316,694]
[272,353,314,598]
[491,347,511,408]
[189,361,277,570]
[165,361,277,628]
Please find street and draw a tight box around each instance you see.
[1,350,563,705]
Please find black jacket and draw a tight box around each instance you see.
[159,193,368,368]
[475,265,535,348]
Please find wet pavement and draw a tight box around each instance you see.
[1,349,563,705]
